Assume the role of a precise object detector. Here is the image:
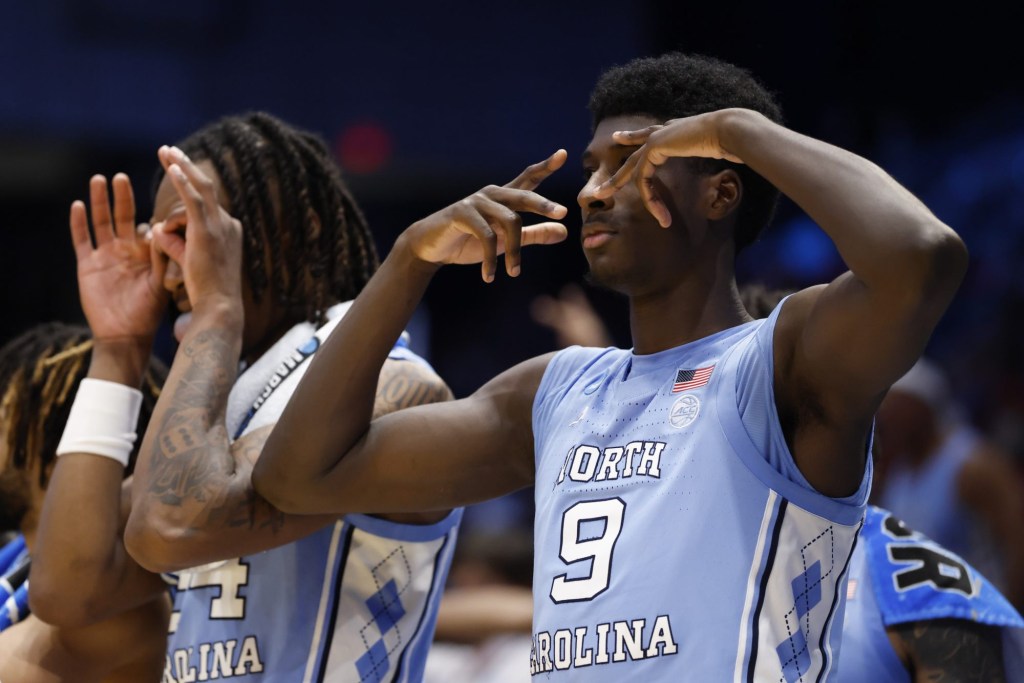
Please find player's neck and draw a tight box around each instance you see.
[628,262,750,355]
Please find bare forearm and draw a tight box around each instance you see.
[32,344,161,625]
[256,240,438,510]
[890,619,1006,682]
[126,307,242,566]
[719,109,967,294]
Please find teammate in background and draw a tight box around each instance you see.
[0,322,168,682]
[740,289,1024,681]
[425,531,534,683]
[842,505,1023,682]
[874,358,1024,608]
[63,112,460,682]
[254,53,967,680]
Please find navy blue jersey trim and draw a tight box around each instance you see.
[316,524,356,683]
[815,521,860,683]
[390,530,454,683]
[747,498,788,683]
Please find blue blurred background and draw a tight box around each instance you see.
[2,0,1023,530]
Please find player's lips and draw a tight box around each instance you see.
[581,221,616,250]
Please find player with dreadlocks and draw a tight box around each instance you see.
[61,112,461,683]
[0,322,168,682]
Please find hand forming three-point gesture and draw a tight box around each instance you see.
[403,149,570,282]
[69,173,168,349]
[594,110,745,228]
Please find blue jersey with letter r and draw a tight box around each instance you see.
[840,505,1024,682]
[530,300,871,681]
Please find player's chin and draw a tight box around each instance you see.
[582,259,631,295]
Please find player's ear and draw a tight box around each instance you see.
[703,169,742,222]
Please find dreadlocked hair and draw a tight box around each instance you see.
[155,112,379,324]
[588,53,784,253]
[0,323,166,488]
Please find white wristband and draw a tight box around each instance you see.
[56,378,144,468]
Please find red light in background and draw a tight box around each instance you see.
[334,121,394,174]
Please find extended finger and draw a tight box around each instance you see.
[69,201,93,261]
[166,146,221,216]
[481,185,567,219]
[637,159,672,227]
[506,149,567,192]
[520,222,568,247]
[611,125,660,146]
[144,227,169,292]
[476,197,524,277]
[592,149,643,199]
[89,175,115,245]
[165,163,208,238]
[457,210,498,283]
[111,173,136,241]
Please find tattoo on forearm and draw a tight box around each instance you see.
[373,363,454,419]
[894,619,1005,682]
[148,329,236,506]
[200,428,286,535]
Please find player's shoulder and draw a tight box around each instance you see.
[862,505,1024,628]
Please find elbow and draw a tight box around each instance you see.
[893,222,969,310]
[30,581,105,629]
[123,510,191,574]
[928,225,969,287]
[251,459,310,516]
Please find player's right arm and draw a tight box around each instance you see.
[253,152,570,515]
[887,619,1007,682]
[30,175,169,628]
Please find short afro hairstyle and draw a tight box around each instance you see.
[589,53,784,252]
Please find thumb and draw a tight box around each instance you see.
[152,222,186,264]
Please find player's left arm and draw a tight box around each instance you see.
[888,619,1007,682]
[126,338,451,573]
[599,109,967,495]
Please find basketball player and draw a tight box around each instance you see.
[530,283,1023,681]
[841,504,1024,681]
[254,53,967,680]
[0,322,168,682]
[62,113,460,682]
[874,358,1024,608]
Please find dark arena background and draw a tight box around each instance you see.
[1,0,1023,535]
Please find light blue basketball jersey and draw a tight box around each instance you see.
[530,302,871,681]
[840,506,1024,682]
[163,304,462,683]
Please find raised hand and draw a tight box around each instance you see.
[404,150,569,282]
[593,110,744,227]
[530,283,614,349]
[70,173,168,346]
[153,145,243,314]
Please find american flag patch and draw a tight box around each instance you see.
[672,366,714,393]
[847,578,858,600]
